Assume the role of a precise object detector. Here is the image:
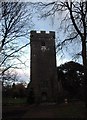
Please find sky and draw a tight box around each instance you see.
[16,15,69,83]
[3,0,56,2]
[1,0,83,84]
[16,10,82,84]
[2,0,86,2]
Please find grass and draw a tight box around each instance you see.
[2,98,86,118]
[52,102,85,118]
[3,97,27,106]
[22,102,86,118]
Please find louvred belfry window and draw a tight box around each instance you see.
[41,41,46,52]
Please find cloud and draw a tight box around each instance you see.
[2,0,86,2]
[3,0,41,1]
[15,69,30,83]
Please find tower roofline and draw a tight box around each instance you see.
[30,30,55,39]
[30,30,55,34]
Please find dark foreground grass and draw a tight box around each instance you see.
[51,102,85,118]
[22,102,86,118]
[3,101,86,119]
[3,97,27,106]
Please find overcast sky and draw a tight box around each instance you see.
[17,11,82,83]
[3,1,82,84]
[17,15,70,83]
[29,0,85,1]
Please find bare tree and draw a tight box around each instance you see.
[0,2,33,80]
[2,70,18,86]
[32,1,87,107]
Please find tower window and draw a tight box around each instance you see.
[41,41,45,46]
[41,41,46,52]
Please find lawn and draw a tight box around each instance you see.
[2,100,86,119]
[22,102,86,118]
[2,97,27,106]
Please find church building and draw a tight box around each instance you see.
[30,31,59,103]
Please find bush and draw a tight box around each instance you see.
[27,89,35,104]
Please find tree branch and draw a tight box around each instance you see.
[66,2,82,38]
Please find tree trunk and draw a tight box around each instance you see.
[82,37,87,108]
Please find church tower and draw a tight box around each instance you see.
[30,31,58,103]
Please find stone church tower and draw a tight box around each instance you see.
[30,31,58,103]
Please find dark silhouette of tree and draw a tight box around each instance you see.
[27,88,35,104]
[12,83,26,98]
[57,61,84,100]
[2,70,18,86]
[0,2,33,83]
[3,83,26,98]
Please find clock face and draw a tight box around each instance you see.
[41,46,46,52]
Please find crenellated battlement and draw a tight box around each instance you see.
[30,30,55,34]
[30,30,55,39]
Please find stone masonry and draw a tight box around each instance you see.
[30,31,59,103]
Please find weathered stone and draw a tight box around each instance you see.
[30,30,58,103]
